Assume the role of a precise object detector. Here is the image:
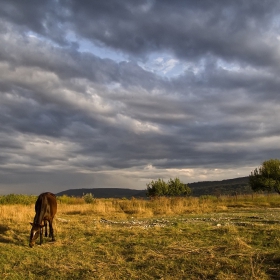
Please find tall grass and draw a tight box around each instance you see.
[1,193,280,218]
[1,193,280,279]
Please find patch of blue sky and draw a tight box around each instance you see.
[66,30,190,78]
[66,31,128,63]
[73,35,188,79]
[27,30,128,63]
[27,30,188,78]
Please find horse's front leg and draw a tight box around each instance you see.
[49,220,55,241]
[39,226,43,245]
[44,220,48,237]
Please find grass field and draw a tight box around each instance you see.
[1,194,280,279]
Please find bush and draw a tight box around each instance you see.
[146,178,191,197]
[0,194,36,205]
[146,178,168,197]
[83,193,95,204]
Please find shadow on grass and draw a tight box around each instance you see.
[0,224,9,234]
[0,223,29,246]
[0,236,13,244]
[263,253,280,280]
[0,224,11,243]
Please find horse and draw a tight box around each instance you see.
[29,192,57,248]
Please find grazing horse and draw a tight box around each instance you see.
[29,192,57,248]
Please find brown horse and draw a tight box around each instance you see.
[29,192,57,248]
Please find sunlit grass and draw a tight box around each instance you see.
[1,194,280,279]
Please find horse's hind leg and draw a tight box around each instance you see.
[40,226,43,245]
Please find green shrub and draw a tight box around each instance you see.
[83,193,95,204]
[146,178,191,197]
[0,194,36,205]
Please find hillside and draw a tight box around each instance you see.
[189,176,250,196]
[56,176,251,198]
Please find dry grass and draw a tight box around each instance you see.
[1,195,280,279]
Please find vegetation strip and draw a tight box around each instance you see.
[1,194,280,279]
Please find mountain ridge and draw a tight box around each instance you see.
[56,176,251,198]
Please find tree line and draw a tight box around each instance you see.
[146,177,191,197]
[146,158,280,197]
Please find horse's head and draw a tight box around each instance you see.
[29,223,44,248]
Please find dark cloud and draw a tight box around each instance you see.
[0,0,280,194]
[2,1,280,64]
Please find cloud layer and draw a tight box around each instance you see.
[1,0,280,194]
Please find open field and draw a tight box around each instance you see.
[1,195,280,279]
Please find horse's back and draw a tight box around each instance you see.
[35,192,57,220]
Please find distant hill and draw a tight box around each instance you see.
[56,176,251,198]
[188,176,250,196]
[56,188,147,198]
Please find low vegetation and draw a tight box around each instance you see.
[1,194,280,279]
[146,177,191,197]
[249,159,280,194]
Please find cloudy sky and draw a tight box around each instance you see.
[1,0,280,195]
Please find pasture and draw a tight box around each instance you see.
[0,194,280,279]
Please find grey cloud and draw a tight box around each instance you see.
[60,0,278,64]
[1,0,280,66]
[0,1,280,194]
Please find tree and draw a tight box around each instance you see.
[249,159,280,194]
[146,178,191,197]
[167,178,191,196]
[146,178,168,197]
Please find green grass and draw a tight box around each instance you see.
[1,195,280,279]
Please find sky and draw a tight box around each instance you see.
[1,0,280,195]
